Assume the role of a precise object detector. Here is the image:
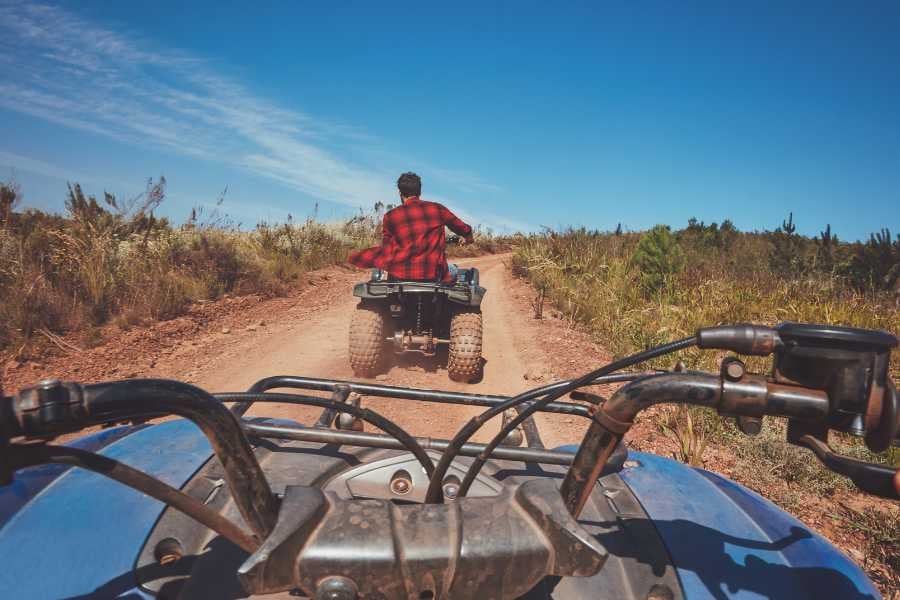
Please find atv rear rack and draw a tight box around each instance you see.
[226,374,641,473]
[353,275,485,307]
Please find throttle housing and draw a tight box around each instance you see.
[773,322,898,452]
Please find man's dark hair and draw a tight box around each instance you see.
[397,172,422,198]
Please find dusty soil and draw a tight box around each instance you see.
[2,253,897,596]
[2,254,600,447]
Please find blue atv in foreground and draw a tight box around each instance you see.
[0,322,897,599]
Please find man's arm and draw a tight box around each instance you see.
[348,213,394,268]
[348,246,379,268]
[438,204,474,242]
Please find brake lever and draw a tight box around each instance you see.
[798,435,900,500]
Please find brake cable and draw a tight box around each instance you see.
[215,392,438,484]
[424,336,696,503]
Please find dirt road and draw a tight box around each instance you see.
[186,253,590,447]
[2,253,607,447]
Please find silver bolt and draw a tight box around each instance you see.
[725,361,745,381]
[390,477,412,495]
[443,483,459,499]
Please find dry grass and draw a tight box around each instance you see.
[512,228,899,376]
[658,405,711,467]
[513,224,900,595]
[0,181,514,358]
[832,504,900,595]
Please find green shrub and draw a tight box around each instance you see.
[631,225,684,293]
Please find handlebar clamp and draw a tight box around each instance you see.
[239,479,606,599]
[5,379,87,439]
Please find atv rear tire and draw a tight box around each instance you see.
[349,306,386,376]
[448,311,483,382]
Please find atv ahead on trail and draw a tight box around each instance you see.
[349,268,486,381]
[0,322,898,599]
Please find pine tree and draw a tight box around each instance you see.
[632,225,684,293]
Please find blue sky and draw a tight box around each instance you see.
[1,1,899,240]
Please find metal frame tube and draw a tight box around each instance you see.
[242,421,578,466]
[561,373,722,516]
[444,340,696,503]
[216,392,437,480]
[229,374,655,418]
[559,372,830,516]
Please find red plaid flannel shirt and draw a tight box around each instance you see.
[349,197,472,283]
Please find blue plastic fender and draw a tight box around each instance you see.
[619,451,879,600]
[0,419,212,599]
[0,424,140,528]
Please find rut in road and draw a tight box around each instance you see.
[194,253,583,448]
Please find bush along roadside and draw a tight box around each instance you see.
[0,179,515,358]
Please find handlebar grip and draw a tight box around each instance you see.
[4,380,87,439]
[865,378,899,453]
[697,325,781,356]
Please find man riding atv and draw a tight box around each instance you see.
[348,172,474,283]
[347,172,485,381]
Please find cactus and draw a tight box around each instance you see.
[782,212,796,236]
[770,212,805,276]
[815,224,838,272]
[842,228,900,291]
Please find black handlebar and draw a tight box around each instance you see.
[0,378,279,539]
[561,368,899,516]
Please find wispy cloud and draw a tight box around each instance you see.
[0,1,529,231]
[427,167,503,195]
[0,2,389,203]
[0,149,132,190]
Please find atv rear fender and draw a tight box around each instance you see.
[353,268,485,308]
